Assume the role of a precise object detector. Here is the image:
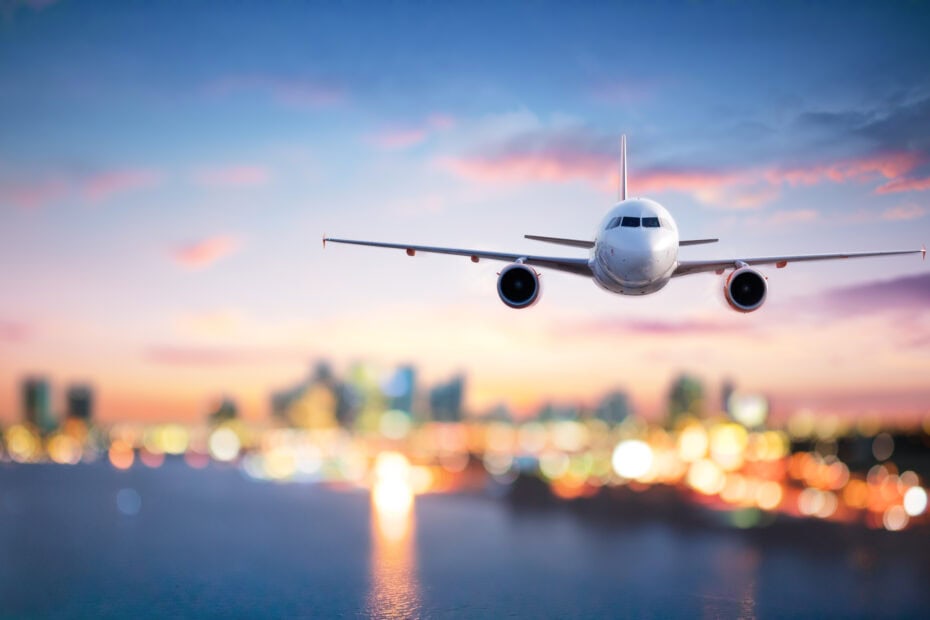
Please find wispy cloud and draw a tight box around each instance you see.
[171,235,240,269]
[816,273,930,317]
[208,75,345,108]
[565,317,753,338]
[82,169,160,202]
[881,203,927,221]
[0,167,159,209]
[367,114,456,150]
[146,345,306,366]
[193,165,271,188]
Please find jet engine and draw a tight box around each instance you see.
[497,264,541,309]
[724,267,767,312]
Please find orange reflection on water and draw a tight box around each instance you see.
[367,452,421,619]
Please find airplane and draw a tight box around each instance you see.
[324,136,925,312]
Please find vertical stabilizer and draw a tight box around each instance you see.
[619,134,628,201]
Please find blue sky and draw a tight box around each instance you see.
[1,1,928,423]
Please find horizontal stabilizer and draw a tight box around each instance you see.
[524,235,594,249]
[679,238,719,246]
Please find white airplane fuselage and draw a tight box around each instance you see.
[590,198,680,295]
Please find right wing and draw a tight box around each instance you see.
[674,248,925,277]
[323,237,593,277]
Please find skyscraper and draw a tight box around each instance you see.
[22,377,55,433]
[66,384,94,421]
[429,374,465,423]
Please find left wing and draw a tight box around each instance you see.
[674,247,925,277]
[323,237,593,277]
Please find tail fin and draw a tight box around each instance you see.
[619,134,628,201]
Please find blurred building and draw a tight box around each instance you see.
[22,376,56,433]
[721,379,735,417]
[386,365,417,415]
[271,362,341,429]
[65,384,94,421]
[208,396,238,425]
[595,390,631,426]
[429,374,465,422]
[667,374,705,424]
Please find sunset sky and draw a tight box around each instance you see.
[1,1,928,424]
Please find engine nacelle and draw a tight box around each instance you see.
[497,264,541,309]
[724,267,767,312]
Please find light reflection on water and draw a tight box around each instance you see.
[366,453,421,619]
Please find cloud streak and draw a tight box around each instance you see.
[171,236,240,269]
[367,114,456,150]
[0,167,159,209]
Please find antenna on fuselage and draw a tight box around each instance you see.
[619,134,628,202]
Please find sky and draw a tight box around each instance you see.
[0,0,928,425]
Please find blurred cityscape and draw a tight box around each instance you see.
[4,360,929,534]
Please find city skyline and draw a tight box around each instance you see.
[1,1,929,424]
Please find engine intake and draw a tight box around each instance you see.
[725,267,767,312]
[497,264,540,309]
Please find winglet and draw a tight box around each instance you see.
[922,244,926,260]
[322,234,327,249]
[619,134,628,202]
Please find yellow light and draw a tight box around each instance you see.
[687,459,725,495]
[883,505,909,531]
[47,434,82,465]
[208,427,241,462]
[676,423,708,462]
[551,421,588,453]
[160,424,190,455]
[483,451,514,477]
[108,440,135,470]
[6,425,39,463]
[372,452,415,520]
[539,450,570,481]
[721,474,748,504]
[517,422,547,454]
[612,439,653,481]
[755,481,783,511]
[903,487,927,517]
[709,423,747,471]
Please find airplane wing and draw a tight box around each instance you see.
[323,237,593,277]
[673,247,925,277]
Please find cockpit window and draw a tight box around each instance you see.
[642,217,660,228]
[621,216,640,227]
[606,217,621,230]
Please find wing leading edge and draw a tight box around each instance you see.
[673,247,925,277]
[322,237,593,277]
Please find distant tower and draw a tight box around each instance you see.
[387,365,417,415]
[22,376,55,433]
[596,390,631,426]
[429,374,465,422]
[667,374,705,424]
[66,384,94,421]
[721,379,735,418]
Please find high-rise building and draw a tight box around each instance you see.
[387,365,417,415]
[429,374,465,422]
[66,384,94,421]
[596,391,631,425]
[667,374,705,424]
[22,376,55,433]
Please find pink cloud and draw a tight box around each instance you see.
[368,114,457,150]
[881,204,927,221]
[0,320,31,342]
[0,167,158,209]
[875,176,930,195]
[171,236,240,269]
[81,169,159,202]
[193,165,270,188]
[773,152,922,187]
[146,345,305,365]
[440,150,613,185]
